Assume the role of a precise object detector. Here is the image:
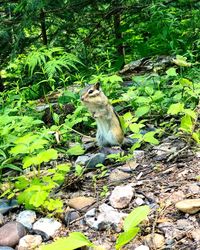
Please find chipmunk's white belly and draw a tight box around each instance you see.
[96,119,118,146]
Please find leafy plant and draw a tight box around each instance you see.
[115,205,150,250]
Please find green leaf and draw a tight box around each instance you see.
[180,114,193,133]
[167,103,184,115]
[29,190,49,207]
[179,78,192,87]
[183,109,197,119]
[23,156,39,168]
[40,232,93,250]
[192,132,200,144]
[143,131,159,145]
[10,144,29,155]
[0,163,22,172]
[123,205,150,232]
[166,67,177,77]
[67,145,85,156]
[129,123,144,133]
[37,149,58,163]
[115,228,140,250]
[135,106,150,117]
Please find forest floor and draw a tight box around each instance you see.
[53,136,200,250]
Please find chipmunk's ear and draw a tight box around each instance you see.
[94,82,100,90]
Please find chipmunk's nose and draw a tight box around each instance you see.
[81,96,84,101]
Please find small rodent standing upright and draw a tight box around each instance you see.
[81,82,124,147]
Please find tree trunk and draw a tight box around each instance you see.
[40,8,47,45]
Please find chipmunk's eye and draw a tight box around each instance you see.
[88,89,94,94]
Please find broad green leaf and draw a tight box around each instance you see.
[10,144,29,155]
[179,78,192,87]
[129,123,144,133]
[135,96,150,104]
[166,67,177,77]
[115,228,140,250]
[15,176,30,190]
[36,149,58,163]
[29,191,49,207]
[40,232,93,250]
[180,114,193,133]
[145,86,154,95]
[167,103,184,115]
[192,132,200,144]
[23,156,39,168]
[131,141,141,151]
[152,91,165,101]
[143,131,159,145]
[183,109,197,119]
[14,134,38,145]
[57,163,71,172]
[123,205,150,232]
[135,106,150,117]
[67,145,85,156]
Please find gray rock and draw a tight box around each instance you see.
[64,210,80,225]
[18,235,42,250]
[75,153,106,169]
[109,169,130,182]
[0,247,15,250]
[33,218,61,238]
[109,185,134,208]
[16,210,36,229]
[85,203,127,230]
[133,150,145,161]
[0,199,18,215]
[0,222,26,247]
[187,184,200,194]
[135,197,145,206]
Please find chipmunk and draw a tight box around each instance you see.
[81,82,124,147]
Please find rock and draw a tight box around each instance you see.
[17,235,42,250]
[135,197,145,206]
[63,210,80,225]
[68,196,95,211]
[190,229,200,242]
[118,160,138,172]
[153,142,176,160]
[16,210,36,229]
[75,153,106,169]
[134,245,149,250]
[0,199,18,215]
[176,219,193,230]
[33,218,61,238]
[145,233,165,249]
[0,247,15,250]
[85,203,127,230]
[133,150,145,161]
[0,214,4,225]
[158,222,174,239]
[109,169,131,182]
[0,222,26,247]
[187,184,200,194]
[109,185,134,209]
[175,199,200,214]
[100,147,124,155]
